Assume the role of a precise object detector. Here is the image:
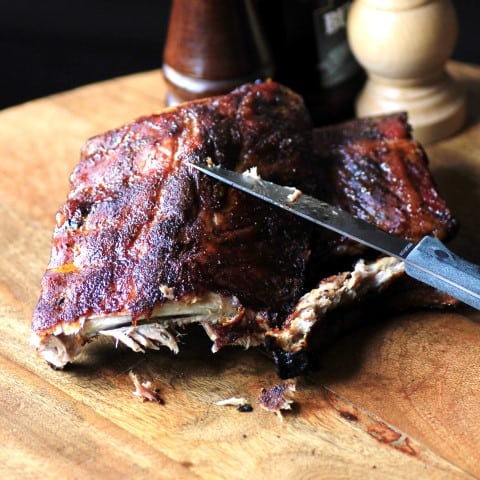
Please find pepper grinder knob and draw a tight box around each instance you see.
[347,0,466,144]
[162,0,274,105]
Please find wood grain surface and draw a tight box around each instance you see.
[1,62,480,479]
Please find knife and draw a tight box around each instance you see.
[190,162,480,310]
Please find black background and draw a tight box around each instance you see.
[1,0,479,110]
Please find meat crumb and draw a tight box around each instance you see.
[237,404,253,412]
[287,187,302,202]
[258,382,296,420]
[159,284,175,300]
[242,166,261,179]
[129,371,163,403]
[215,396,249,407]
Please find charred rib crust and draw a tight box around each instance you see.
[310,113,457,268]
[265,339,314,379]
[33,81,314,334]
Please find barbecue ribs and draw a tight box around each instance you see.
[31,80,457,377]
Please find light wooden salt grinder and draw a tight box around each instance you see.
[162,0,273,106]
[347,0,466,144]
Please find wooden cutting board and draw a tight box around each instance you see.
[1,62,480,480]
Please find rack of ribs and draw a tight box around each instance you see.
[31,80,457,378]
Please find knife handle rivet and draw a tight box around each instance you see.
[435,249,449,260]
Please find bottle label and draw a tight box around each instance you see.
[313,1,359,88]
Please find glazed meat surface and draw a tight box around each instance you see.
[308,113,457,273]
[31,81,457,374]
[314,113,455,243]
[33,80,314,335]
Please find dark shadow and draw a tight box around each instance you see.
[65,323,277,386]
[430,167,480,264]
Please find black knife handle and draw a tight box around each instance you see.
[405,236,480,310]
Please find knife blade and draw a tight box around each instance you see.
[190,162,480,310]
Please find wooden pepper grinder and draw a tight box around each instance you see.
[162,0,274,105]
[347,0,466,144]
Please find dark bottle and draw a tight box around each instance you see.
[256,0,365,126]
[162,0,274,106]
